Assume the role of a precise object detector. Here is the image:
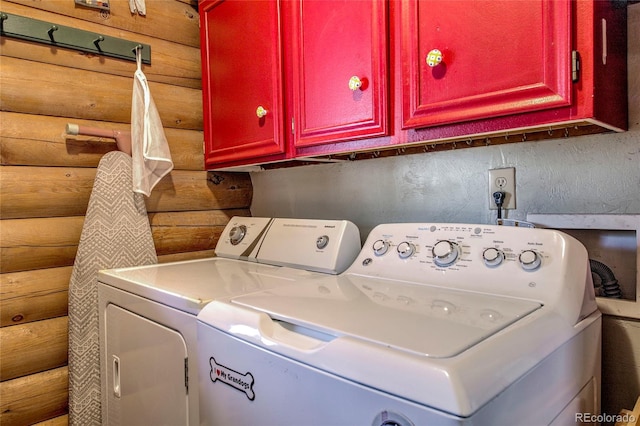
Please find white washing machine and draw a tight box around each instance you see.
[97,216,360,426]
[197,223,601,425]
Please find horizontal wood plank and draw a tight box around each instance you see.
[0,167,250,219]
[0,267,72,327]
[0,366,69,426]
[146,171,253,214]
[33,414,69,426]
[0,112,204,170]
[158,249,218,263]
[4,0,200,48]
[0,56,202,130]
[0,216,84,273]
[0,2,201,89]
[0,210,247,273]
[0,317,68,382]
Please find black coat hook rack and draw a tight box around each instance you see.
[0,12,151,64]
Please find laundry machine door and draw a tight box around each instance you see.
[104,304,189,426]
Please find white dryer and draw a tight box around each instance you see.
[97,216,360,426]
[197,223,601,425]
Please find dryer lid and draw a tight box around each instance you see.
[98,258,318,315]
[230,274,542,358]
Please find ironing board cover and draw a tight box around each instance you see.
[68,151,157,425]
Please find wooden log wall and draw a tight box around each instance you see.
[0,1,253,424]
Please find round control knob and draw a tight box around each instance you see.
[372,239,389,256]
[228,225,247,245]
[316,235,329,250]
[482,247,504,268]
[519,250,542,271]
[256,106,268,118]
[348,76,362,91]
[426,49,443,67]
[432,240,460,267]
[397,242,415,259]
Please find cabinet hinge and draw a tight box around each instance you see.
[571,50,581,83]
[291,117,295,135]
[184,358,189,395]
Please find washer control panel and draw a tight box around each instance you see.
[346,223,592,311]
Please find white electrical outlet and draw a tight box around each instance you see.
[489,167,516,210]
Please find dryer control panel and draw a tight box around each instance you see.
[257,218,361,274]
[215,217,273,261]
[346,223,596,325]
[216,217,362,275]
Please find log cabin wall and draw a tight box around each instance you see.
[0,1,252,424]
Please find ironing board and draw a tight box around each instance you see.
[68,151,158,425]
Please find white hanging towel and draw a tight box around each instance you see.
[129,0,146,15]
[131,47,173,196]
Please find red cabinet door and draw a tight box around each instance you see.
[289,0,388,148]
[200,0,286,166]
[401,0,572,129]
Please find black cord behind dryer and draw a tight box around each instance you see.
[590,259,623,298]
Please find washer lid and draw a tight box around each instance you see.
[231,274,542,358]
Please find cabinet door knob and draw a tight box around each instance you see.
[348,76,363,91]
[256,106,268,118]
[426,49,443,67]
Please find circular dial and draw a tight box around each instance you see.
[396,242,415,259]
[228,225,247,246]
[482,247,504,267]
[432,240,460,267]
[316,235,329,250]
[519,250,542,271]
[372,239,389,256]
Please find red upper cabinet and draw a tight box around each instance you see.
[401,0,573,129]
[287,0,389,148]
[200,0,286,167]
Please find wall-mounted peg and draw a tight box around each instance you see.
[47,25,58,42]
[93,35,104,51]
[0,12,151,64]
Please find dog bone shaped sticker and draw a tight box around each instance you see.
[209,357,256,401]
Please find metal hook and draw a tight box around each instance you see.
[48,25,58,42]
[132,44,143,54]
[93,35,105,51]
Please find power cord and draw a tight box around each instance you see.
[493,191,506,220]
